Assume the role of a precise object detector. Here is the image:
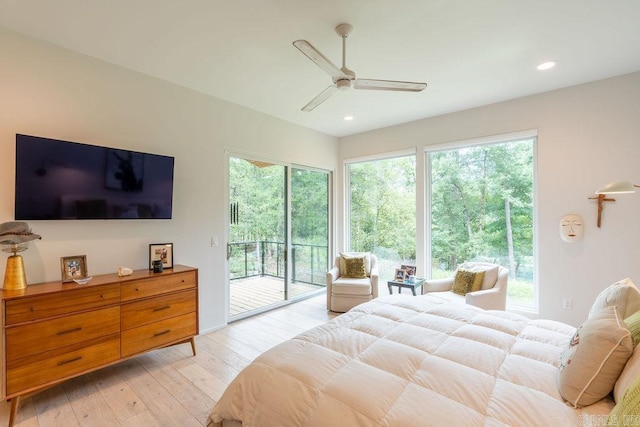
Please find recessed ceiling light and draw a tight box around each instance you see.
[537,61,556,71]
[343,116,354,121]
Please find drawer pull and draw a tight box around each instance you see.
[57,356,82,366]
[57,327,82,335]
[154,330,171,337]
[153,305,171,312]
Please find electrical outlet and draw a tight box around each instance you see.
[563,298,573,310]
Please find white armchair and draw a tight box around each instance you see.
[326,253,378,312]
[422,262,508,310]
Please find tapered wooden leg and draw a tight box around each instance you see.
[190,337,197,356]
[8,396,20,427]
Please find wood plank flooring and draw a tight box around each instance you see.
[229,276,324,317]
[0,294,338,427]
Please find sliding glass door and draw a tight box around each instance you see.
[227,157,329,320]
[228,156,287,319]
[291,167,330,296]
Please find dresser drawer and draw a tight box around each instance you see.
[5,284,120,325]
[121,271,196,302]
[6,335,120,396]
[121,312,196,357]
[121,289,196,331]
[6,306,120,362]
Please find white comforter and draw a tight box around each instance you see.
[207,295,614,426]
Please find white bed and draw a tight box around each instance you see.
[207,284,640,427]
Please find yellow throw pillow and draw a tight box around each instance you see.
[458,262,499,290]
[608,372,640,426]
[341,255,367,278]
[339,252,371,276]
[625,310,640,348]
[470,270,485,292]
[452,269,484,295]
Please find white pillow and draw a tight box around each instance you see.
[588,278,640,319]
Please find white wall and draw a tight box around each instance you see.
[338,71,640,326]
[2,27,638,330]
[0,28,338,333]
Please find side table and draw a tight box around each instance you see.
[387,278,425,296]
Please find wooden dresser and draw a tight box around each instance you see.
[0,265,198,426]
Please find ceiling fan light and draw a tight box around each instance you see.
[294,23,427,111]
[344,116,354,121]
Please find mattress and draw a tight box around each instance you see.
[207,294,614,426]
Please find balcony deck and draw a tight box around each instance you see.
[230,276,325,317]
[230,275,403,318]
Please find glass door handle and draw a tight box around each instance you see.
[226,243,232,260]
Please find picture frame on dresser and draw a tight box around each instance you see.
[60,255,88,282]
[149,243,173,269]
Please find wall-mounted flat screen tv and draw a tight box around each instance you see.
[15,134,174,220]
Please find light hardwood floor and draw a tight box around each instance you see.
[0,293,338,427]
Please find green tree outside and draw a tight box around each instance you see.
[348,156,417,280]
[228,158,329,284]
[430,139,535,305]
[346,139,535,306]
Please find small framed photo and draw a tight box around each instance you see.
[149,243,173,270]
[401,265,416,277]
[60,255,88,282]
[394,268,407,282]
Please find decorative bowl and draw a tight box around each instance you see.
[73,276,93,285]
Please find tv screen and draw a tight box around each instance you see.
[15,134,174,220]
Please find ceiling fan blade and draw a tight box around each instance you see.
[354,79,427,92]
[301,85,338,112]
[293,40,348,81]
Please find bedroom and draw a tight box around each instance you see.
[0,1,639,425]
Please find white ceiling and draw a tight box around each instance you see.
[1,1,639,137]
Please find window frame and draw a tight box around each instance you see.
[424,129,539,312]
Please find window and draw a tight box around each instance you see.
[427,136,536,309]
[347,154,416,281]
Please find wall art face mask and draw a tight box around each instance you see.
[560,214,584,242]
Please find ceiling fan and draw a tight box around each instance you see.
[293,23,427,112]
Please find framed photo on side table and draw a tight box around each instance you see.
[60,255,88,282]
[401,265,416,277]
[394,268,407,282]
[149,243,173,270]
